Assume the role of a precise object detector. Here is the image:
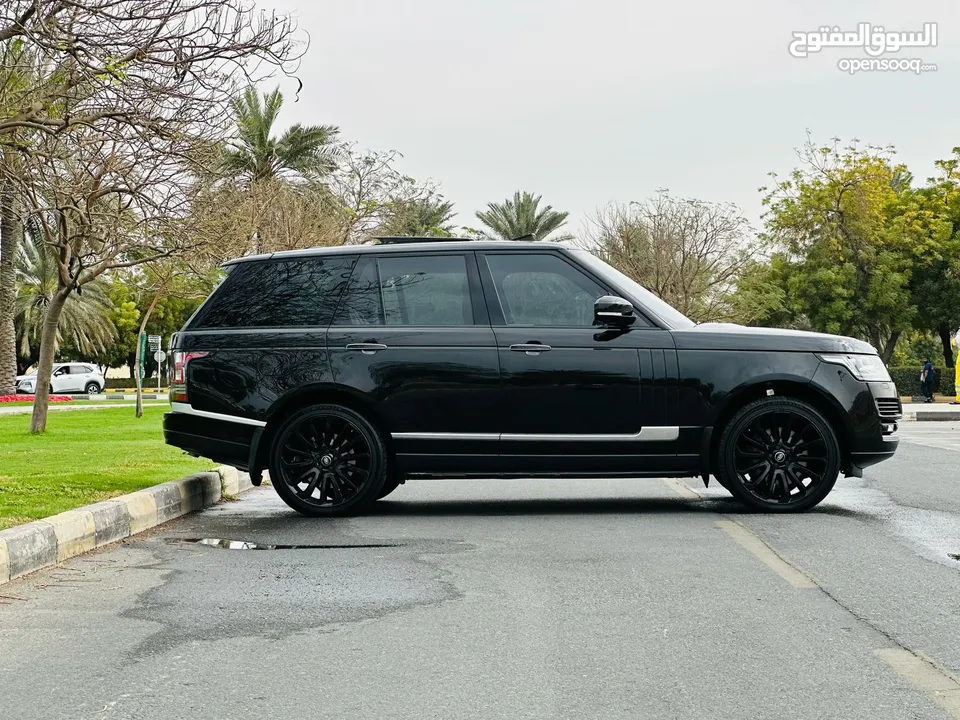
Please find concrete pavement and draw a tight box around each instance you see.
[1,431,959,718]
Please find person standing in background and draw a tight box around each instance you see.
[954,328,960,405]
[922,359,935,403]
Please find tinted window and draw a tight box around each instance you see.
[333,254,474,326]
[192,256,356,328]
[332,256,383,325]
[485,253,605,326]
[379,255,473,326]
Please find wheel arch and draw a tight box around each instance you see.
[250,384,395,478]
[708,379,853,474]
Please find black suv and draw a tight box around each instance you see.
[163,238,901,516]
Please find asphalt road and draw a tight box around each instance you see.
[2,425,959,719]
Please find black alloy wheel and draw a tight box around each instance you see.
[269,404,387,517]
[718,397,840,512]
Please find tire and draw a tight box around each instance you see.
[268,404,388,517]
[716,397,840,513]
[84,382,101,395]
[377,472,404,500]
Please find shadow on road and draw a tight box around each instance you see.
[363,495,744,517]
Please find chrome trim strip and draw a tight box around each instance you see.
[391,432,500,441]
[170,402,267,428]
[392,427,680,442]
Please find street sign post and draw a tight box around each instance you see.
[154,350,166,391]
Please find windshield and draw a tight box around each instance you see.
[571,249,696,329]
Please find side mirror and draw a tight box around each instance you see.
[594,295,636,327]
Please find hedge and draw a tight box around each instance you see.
[888,367,953,397]
[103,377,167,390]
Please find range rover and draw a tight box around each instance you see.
[163,238,901,516]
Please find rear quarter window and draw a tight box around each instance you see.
[190,256,357,329]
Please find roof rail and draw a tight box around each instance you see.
[509,234,536,242]
[374,236,474,245]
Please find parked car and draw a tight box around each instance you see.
[163,238,901,516]
[16,363,105,395]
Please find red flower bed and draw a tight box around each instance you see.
[0,395,74,403]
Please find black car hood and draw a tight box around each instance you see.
[671,323,877,355]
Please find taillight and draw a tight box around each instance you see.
[170,351,208,403]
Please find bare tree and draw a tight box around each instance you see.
[0,0,303,430]
[585,191,756,322]
[327,145,442,244]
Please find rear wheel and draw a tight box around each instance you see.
[268,404,387,517]
[84,382,100,394]
[717,397,840,513]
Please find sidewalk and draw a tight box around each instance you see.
[0,402,166,416]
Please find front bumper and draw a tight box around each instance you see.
[163,411,257,469]
[811,366,901,474]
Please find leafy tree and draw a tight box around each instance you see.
[893,148,960,368]
[221,86,340,184]
[476,191,572,241]
[760,136,914,361]
[377,192,457,237]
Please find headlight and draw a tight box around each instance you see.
[818,354,892,382]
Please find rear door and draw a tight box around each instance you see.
[328,251,501,474]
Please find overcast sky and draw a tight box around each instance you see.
[264,0,959,237]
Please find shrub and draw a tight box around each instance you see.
[887,366,951,396]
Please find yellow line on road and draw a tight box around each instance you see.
[715,520,817,589]
[875,648,960,717]
[661,478,702,500]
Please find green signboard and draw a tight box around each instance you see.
[138,332,147,381]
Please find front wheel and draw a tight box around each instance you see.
[268,404,387,517]
[716,398,840,513]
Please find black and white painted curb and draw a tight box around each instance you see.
[0,466,255,586]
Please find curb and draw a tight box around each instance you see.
[915,410,960,422]
[0,466,254,587]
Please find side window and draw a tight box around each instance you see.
[332,256,383,325]
[484,253,606,326]
[378,255,473,326]
[54,366,69,376]
[192,256,357,328]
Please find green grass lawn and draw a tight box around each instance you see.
[0,406,215,530]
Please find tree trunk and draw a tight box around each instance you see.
[134,292,161,418]
[880,331,901,365]
[0,161,20,396]
[29,289,70,434]
[938,323,954,370]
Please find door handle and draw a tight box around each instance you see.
[346,343,388,355]
[510,343,552,355]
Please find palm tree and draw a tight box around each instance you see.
[475,191,572,241]
[380,194,457,237]
[14,228,115,361]
[221,86,341,183]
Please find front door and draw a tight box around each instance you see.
[50,365,72,393]
[478,250,678,474]
[327,251,501,474]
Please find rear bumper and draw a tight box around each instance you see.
[163,411,256,470]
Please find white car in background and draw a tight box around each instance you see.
[16,363,105,395]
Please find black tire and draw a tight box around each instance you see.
[268,404,388,517]
[84,382,101,395]
[377,473,404,500]
[716,397,840,513]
